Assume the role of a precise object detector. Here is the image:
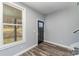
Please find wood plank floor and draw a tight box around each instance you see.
[20,42,73,56]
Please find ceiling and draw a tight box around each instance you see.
[22,2,76,15]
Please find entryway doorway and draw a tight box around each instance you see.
[38,20,44,44]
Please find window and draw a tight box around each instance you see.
[0,2,26,50]
[3,3,22,44]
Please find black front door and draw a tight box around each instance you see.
[38,21,44,44]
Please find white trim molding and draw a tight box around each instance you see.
[44,40,74,51]
[14,44,37,56]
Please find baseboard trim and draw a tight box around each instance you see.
[44,40,74,51]
[14,44,37,56]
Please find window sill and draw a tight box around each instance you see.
[0,40,25,50]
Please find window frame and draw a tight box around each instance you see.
[0,2,26,50]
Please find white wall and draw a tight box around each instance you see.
[45,5,79,46]
[0,2,44,56]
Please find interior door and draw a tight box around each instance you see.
[38,21,44,44]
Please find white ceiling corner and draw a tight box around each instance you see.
[22,2,76,15]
